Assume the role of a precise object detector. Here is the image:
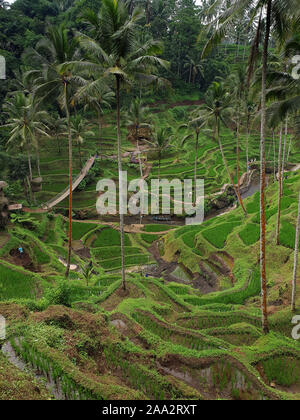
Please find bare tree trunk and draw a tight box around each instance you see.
[280,117,288,197]
[292,190,300,312]
[236,119,247,215]
[260,0,272,335]
[78,142,82,168]
[276,125,283,246]
[273,130,276,183]
[276,126,283,245]
[194,131,199,206]
[158,151,161,181]
[65,83,73,280]
[137,139,144,225]
[216,117,245,213]
[116,75,126,291]
[27,148,33,181]
[36,139,41,178]
[98,110,102,157]
[246,116,250,175]
[287,136,292,163]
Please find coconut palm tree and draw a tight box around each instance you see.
[48,114,68,154]
[77,0,168,291]
[183,56,205,85]
[198,81,247,213]
[3,93,49,180]
[126,99,151,178]
[180,116,206,205]
[225,66,248,214]
[148,127,172,180]
[25,25,82,279]
[292,190,300,312]
[201,0,297,334]
[70,115,95,168]
[75,84,114,156]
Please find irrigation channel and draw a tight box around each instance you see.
[1,340,66,400]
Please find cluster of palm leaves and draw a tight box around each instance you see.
[200,0,300,332]
[1,0,168,284]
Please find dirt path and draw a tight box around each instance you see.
[58,257,79,271]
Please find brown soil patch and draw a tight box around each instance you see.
[9,248,40,273]
[0,302,29,322]
[101,283,145,312]
[30,306,108,338]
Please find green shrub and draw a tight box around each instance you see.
[44,280,72,307]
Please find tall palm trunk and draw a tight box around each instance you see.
[236,116,247,215]
[280,117,288,197]
[273,130,276,183]
[35,138,41,178]
[194,130,199,206]
[98,109,102,157]
[287,136,292,163]
[27,147,33,181]
[292,190,300,312]
[216,116,245,213]
[78,141,82,168]
[260,0,272,335]
[116,75,126,291]
[65,83,73,279]
[158,151,161,181]
[137,139,144,226]
[276,125,283,245]
[246,115,250,174]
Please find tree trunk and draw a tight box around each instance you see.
[36,139,41,178]
[27,148,33,181]
[98,110,102,157]
[65,83,73,280]
[280,117,288,197]
[116,75,126,291]
[259,0,272,335]
[236,118,247,215]
[273,130,276,183]
[292,190,300,312]
[216,117,244,212]
[78,141,82,168]
[194,131,199,206]
[158,152,161,181]
[246,115,250,174]
[276,125,283,246]
[287,136,292,163]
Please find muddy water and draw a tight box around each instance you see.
[1,341,65,400]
